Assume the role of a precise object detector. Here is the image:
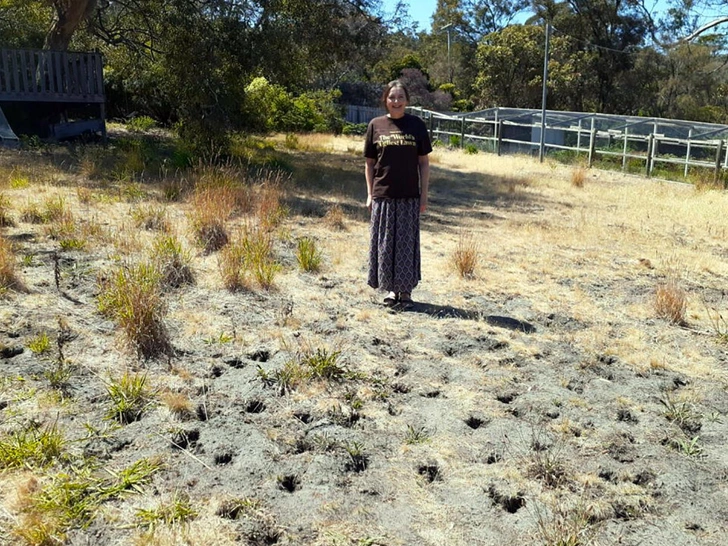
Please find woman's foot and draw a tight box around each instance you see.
[383,291,398,306]
[398,292,413,304]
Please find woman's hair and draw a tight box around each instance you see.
[381,80,410,108]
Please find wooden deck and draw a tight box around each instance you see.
[0,48,104,103]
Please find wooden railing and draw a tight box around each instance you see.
[0,48,104,103]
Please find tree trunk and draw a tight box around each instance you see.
[44,0,98,51]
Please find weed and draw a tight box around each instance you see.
[160,391,194,420]
[284,133,300,149]
[151,235,194,288]
[324,203,346,230]
[28,332,51,355]
[405,424,430,445]
[344,441,368,472]
[136,492,198,529]
[660,393,702,434]
[296,237,322,272]
[188,185,235,252]
[105,372,153,424]
[0,192,14,226]
[465,143,479,154]
[256,176,287,230]
[13,459,160,544]
[128,115,157,132]
[571,166,587,188]
[705,303,728,343]
[220,226,280,291]
[0,235,21,293]
[258,361,307,395]
[654,278,687,325]
[20,201,45,223]
[673,435,704,457]
[203,331,234,345]
[0,422,65,469]
[533,495,599,546]
[131,205,170,232]
[42,195,69,223]
[451,230,479,279]
[97,262,171,358]
[302,348,345,380]
[76,186,93,204]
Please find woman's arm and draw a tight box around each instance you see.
[365,157,376,211]
[418,154,430,213]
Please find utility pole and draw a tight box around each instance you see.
[539,22,551,163]
[441,23,453,84]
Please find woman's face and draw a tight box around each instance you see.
[386,86,408,118]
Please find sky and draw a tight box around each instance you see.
[382,0,438,31]
[380,1,726,34]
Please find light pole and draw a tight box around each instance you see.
[441,23,453,83]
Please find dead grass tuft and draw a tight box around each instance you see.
[451,231,480,279]
[654,278,687,325]
[188,186,235,252]
[219,225,279,291]
[570,166,587,188]
[324,203,347,230]
[0,192,14,226]
[0,235,21,293]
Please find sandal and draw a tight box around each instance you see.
[398,292,413,304]
[383,292,398,306]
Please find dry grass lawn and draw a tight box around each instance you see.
[0,131,727,546]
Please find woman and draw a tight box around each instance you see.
[364,80,432,306]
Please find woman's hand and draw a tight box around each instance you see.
[366,195,372,212]
[419,194,427,213]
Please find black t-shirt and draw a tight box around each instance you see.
[364,114,432,199]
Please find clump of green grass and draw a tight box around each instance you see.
[151,235,194,288]
[451,231,480,279]
[12,458,160,545]
[404,424,430,445]
[219,226,280,291]
[0,422,65,469]
[20,201,44,223]
[97,262,171,359]
[105,371,153,424]
[27,332,51,355]
[127,115,157,133]
[296,237,322,272]
[135,492,197,530]
[259,347,346,394]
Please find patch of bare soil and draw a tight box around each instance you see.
[1,137,728,545]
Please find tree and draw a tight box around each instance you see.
[44,0,98,50]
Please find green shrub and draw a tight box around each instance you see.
[127,116,157,132]
[465,144,478,154]
[449,135,461,148]
[342,123,368,136]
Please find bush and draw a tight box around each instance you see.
[342,123,368,136]
[127,116,157,132]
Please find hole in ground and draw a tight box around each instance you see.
[246,399,266,414]
[277,474,300,493]
[487,485,525,513]
[465,416,485,430]
[418,464,441,483]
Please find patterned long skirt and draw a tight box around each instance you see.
[368,197,421,293]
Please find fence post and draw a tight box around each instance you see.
[714,139,724,185]
[650,136,659,177]
[684,128,692,178]
[588,128,596,168]
[428,111,434,143]
[645,134,653,177]
[460,117,465,149]
[622,128,629,172]
[497,120,503,156]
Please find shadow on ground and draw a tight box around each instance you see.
[392,301,537,333]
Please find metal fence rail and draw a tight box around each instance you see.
[408,106,728,182]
